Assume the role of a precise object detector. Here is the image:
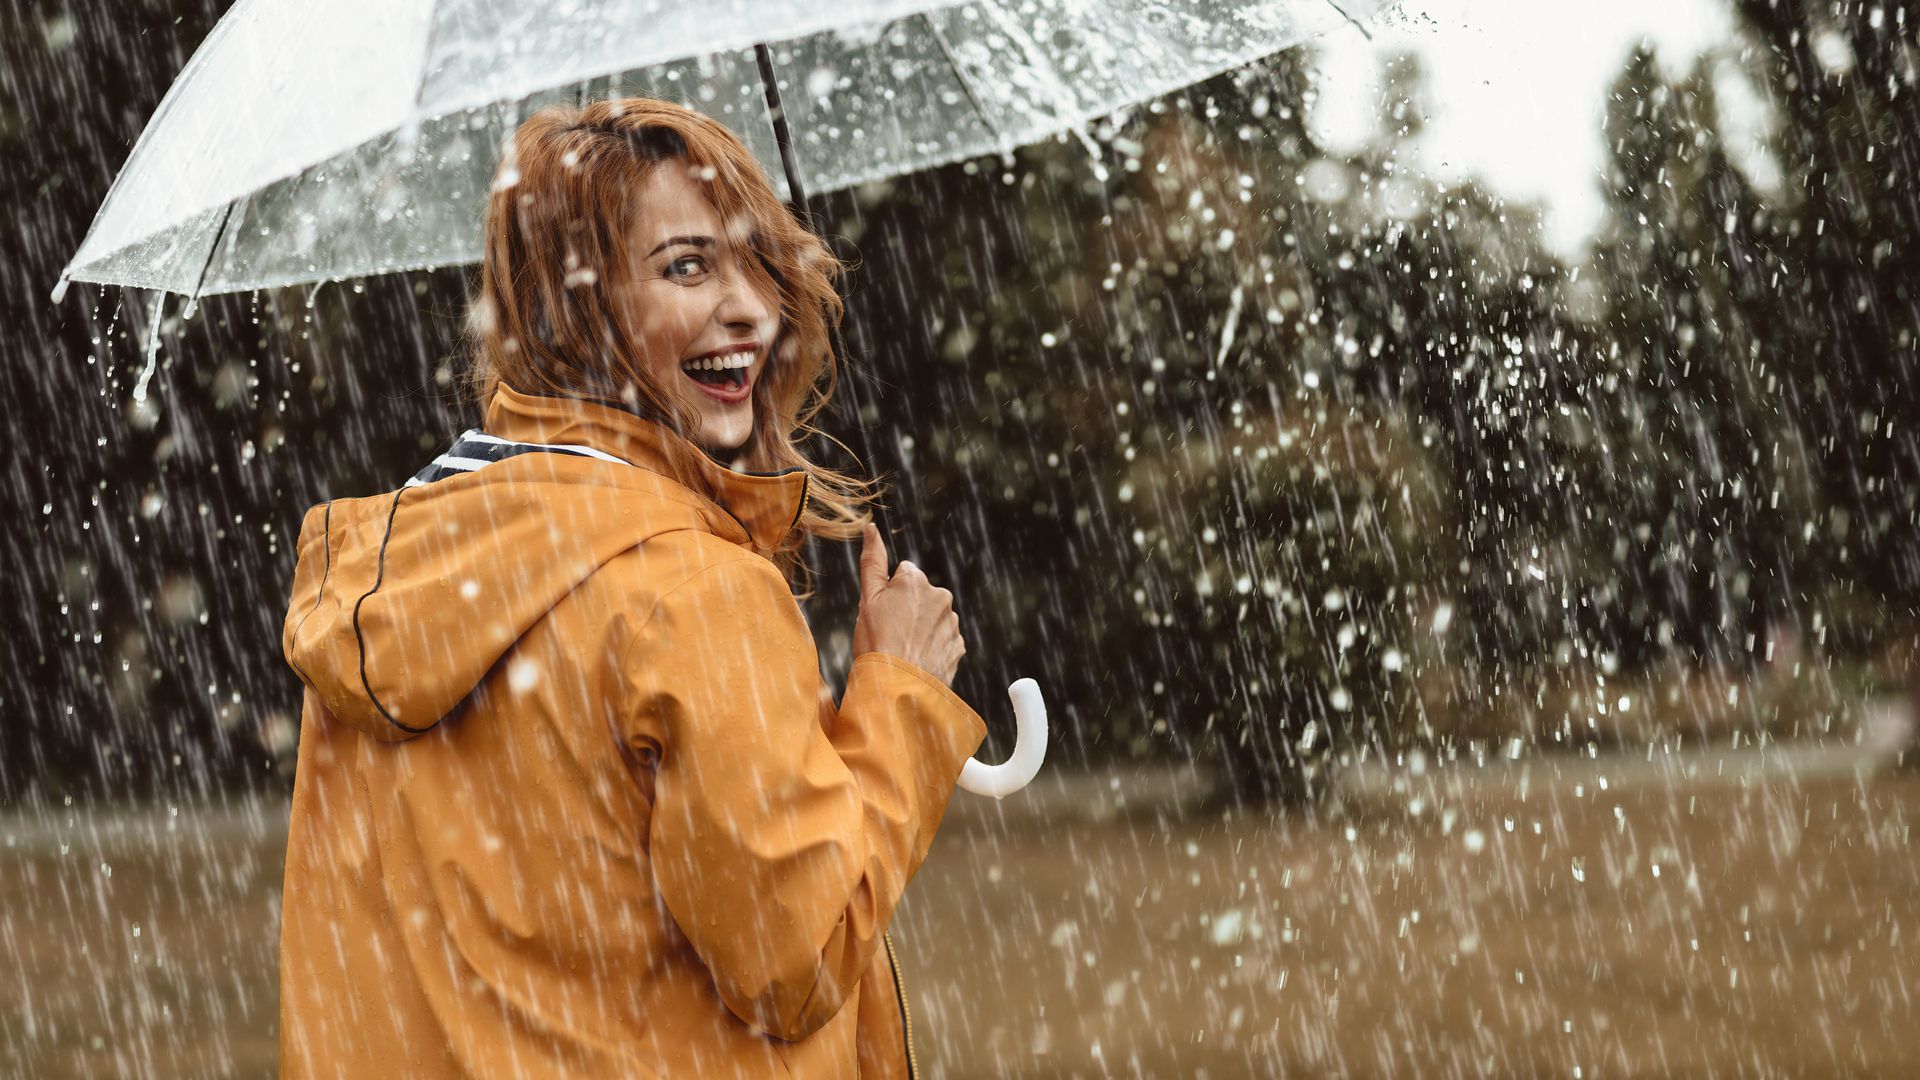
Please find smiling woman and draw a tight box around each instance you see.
[613,165,780,452]
[276,96,983,1080]
[462,97,879,586]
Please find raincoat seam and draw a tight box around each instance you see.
[613,553,781,743]
[431,457,712,513]
[778,952,838,1042]
[711,500,755,544]
[351,486,438,736]
[415,458,748,548]
[527,458,752,545]
[285,500,333,691]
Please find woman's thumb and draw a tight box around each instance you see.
[859,522,889,601]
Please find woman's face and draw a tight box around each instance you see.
[611,162,782,455]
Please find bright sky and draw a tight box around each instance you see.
[1307,0,1766,257]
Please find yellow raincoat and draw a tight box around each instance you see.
[278,381,986,1077]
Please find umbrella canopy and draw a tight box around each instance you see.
[52,0,1396,306]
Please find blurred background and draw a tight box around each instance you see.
[3,0,1917,1074]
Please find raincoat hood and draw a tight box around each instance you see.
[281,381,809,741]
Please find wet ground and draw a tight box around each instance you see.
[3,745,1916,1077]
[911,750,1919,1078]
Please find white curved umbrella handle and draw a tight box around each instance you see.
[956,678,1047,798]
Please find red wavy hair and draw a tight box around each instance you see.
[461,97,881,594]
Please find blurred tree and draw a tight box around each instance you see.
[1725,0,1920,667]
[1586,46,1819,676]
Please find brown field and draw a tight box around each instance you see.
[4,751,1916,1078]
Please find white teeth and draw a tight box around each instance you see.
[683,353,752,372]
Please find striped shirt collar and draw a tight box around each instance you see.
[405,428,631,487]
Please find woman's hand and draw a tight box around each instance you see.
[852,521,966,686]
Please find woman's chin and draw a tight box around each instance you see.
[693,407,754,456]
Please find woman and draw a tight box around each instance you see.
[277,97,985,1078]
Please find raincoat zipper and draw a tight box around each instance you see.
[881,930,919,1080]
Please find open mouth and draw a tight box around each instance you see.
[684,365,747,390]
[681,355,752,396]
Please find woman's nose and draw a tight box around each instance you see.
[715,268,776,330]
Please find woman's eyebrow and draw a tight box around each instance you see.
[647,235,713,258]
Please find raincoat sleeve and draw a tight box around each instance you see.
[622,555,987,1041]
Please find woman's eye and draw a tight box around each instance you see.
[666,255,709,278]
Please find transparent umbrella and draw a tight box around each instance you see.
[50,0,1395,305]
[51,0,1399,796]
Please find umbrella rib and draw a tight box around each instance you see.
[410,5,443,113]
[188,200,236,304]
[921,11,999,146]
[1321,0,1374,40]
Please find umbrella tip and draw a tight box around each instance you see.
[50,273,70,305]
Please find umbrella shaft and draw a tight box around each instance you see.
[753,44,810,212]
[753,42,884,543]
